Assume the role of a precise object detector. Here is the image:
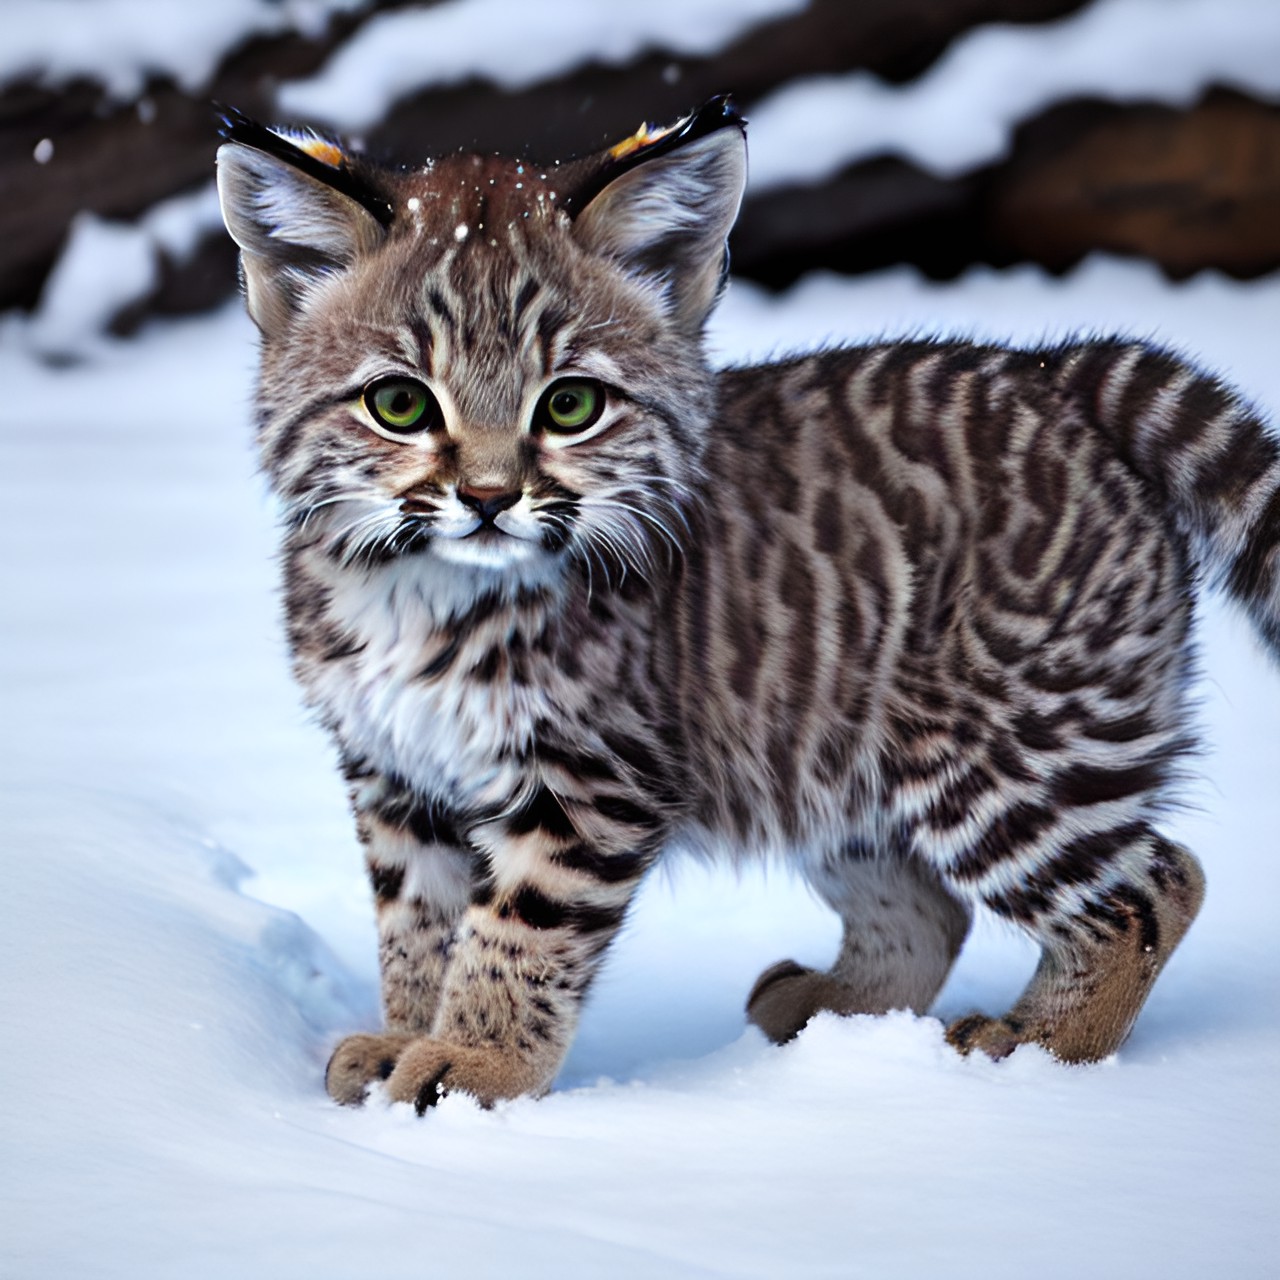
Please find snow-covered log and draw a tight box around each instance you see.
[4,0,1279,347]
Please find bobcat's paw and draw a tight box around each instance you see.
[746,959,827,1045]
[384,1037,550,1112]
[944,1013,1024,1061]
[325,1031,416,1105]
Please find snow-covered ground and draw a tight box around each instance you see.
[2,256,1278,1278]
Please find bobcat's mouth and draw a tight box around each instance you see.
[459,522,527,551]
[431,525,548,569]
[431,502,559,569]
[307,485,570,572]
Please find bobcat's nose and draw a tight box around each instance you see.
[457,485,521,523]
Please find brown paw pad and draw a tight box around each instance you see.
[746,959,822,1045]
[325,1032,413,1105]
[387,1039,517,1110]
[945,1013,1024,1060]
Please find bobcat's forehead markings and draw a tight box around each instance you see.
[217,96,1277,1110]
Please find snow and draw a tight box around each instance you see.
[19,0,1278,363]
[24,183,225,360]
[747,0,1280,186]
[5,0,1280,1272]
[2,257,1278,1277]
[278,0,809,131]
[0,0,365,99]
[26,212,159,357]
[279,0,1280,182]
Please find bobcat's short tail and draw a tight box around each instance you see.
[1064,341,1280,659]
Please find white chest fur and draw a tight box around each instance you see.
[303,554,559,806]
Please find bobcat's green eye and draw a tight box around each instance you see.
[364,377,441,435]
[538,379,605,435]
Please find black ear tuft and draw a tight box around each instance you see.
[561,95,746,220]
[568,97,748,335]
[215,106,390,337]
[215,104,394,228]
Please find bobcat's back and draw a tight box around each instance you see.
[680,339,1280,892]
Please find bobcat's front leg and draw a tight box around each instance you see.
[382,782,657,1110]
[326,764,474,1105]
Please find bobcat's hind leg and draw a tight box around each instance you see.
[946,835,1205,1063]
[747,851,972,1044]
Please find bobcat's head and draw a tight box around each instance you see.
[217,100,746,587]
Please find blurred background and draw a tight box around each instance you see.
[3,0,1279,349]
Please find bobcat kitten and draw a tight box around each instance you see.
[216,99,1279,1109]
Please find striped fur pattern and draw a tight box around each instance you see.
[217,102,1279,1106]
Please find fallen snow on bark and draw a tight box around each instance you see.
[746,0,1280,187]
[0,0,365,98]
[24,183,224,358]
[278,0,809,131]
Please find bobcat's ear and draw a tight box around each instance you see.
[215,110,391,338]
[569,97,747,335]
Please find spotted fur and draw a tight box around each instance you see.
[217,100,1278,1105]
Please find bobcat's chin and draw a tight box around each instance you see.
[429,529,550,571]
